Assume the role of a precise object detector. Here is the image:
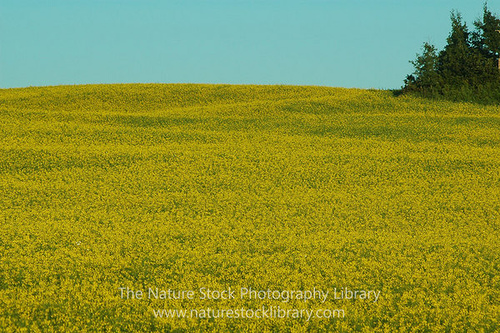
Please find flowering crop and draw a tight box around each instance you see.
[0,84,499,332]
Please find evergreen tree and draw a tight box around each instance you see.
[472,3,500,61]
[403,4,500,103]
[437,12,482,87]
[404,42,440,95]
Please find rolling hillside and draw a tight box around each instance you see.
[0,84,499,332]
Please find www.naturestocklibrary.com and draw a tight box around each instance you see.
[152,306,345,321]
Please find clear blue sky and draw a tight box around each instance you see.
[1,0,498,89]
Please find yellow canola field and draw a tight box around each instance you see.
[0,84,499,332]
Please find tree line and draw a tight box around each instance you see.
[403,3,500,104]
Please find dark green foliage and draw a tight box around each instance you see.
[404,4,500,104]
[472,4,500,60]
[404,43,441,96]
